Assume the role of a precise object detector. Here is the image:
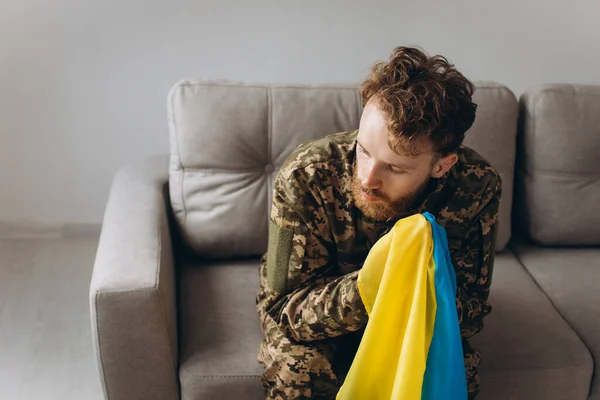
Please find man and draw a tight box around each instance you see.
[256,46,501,399]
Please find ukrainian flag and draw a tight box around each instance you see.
[337,212,468,400]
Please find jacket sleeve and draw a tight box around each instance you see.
[260,170,369,342]
[451,174,501,339]
[449,174,502,396]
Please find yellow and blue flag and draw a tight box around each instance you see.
[337,212,467,400]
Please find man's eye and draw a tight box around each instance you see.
[390,166,405,175]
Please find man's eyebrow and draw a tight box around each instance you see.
[357,140,416,170]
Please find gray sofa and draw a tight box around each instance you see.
[89,80,600,400]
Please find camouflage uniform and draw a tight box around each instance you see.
[256,130,501,399]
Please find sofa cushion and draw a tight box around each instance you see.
[511,243,600,398]
[178,251,590,400]
[168,81,362,257]
[178,257,265,400]
[516,84,600,245]
[469,251,592,399]
[464,82,518,251]
[472,251,593,400]
[168,80,517,257]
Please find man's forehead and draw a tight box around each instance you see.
[357,134,431,167]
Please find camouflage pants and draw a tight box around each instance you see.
[257,323,480,399]
[257,324,363,400]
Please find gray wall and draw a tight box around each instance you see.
[1,0,599,229]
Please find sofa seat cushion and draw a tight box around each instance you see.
[511,244,599,398]
[178,257,265,400]
[178,252,591,400]
[471,251,593,399]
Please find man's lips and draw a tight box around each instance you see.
[362,190,382,202]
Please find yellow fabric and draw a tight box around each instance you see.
[337,214,437,400]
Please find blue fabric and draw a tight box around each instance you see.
[421,212,468,400]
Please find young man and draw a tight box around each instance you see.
[256,46,501,399]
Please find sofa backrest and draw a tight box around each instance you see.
[516,84,600,246]
[168,80,518,257]
[464,82,518,251]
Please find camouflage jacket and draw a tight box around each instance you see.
[256,130,501,388]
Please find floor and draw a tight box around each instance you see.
[0,237,104,400]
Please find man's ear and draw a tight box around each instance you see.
[431,153,458,178]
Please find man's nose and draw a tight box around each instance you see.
[361,161,382,190]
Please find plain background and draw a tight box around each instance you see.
[1,0,599,229]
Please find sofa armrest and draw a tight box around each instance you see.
[90,155,179,400]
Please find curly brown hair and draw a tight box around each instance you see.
[360,46,477,157]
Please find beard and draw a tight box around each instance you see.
[351,170,431,221]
